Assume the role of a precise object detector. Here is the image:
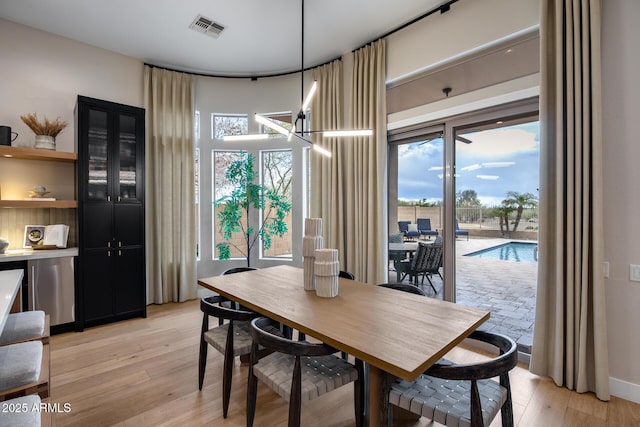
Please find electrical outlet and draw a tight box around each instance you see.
[630,264,640,282]
[603,262,610,278]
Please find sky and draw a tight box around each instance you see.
[397,121,540,206]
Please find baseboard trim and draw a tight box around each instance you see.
[610,376,640,403]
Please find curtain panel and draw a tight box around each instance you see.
[309,40,387,284]
[531,0,610,400]
[144,66,197,303]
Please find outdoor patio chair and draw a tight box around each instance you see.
[456,219,469,240]
[417,218,438,239]
[398,221,420,241]
[387,330,518,427]
[397,242,443,294]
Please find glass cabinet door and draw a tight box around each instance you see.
[87,109,109,200]
[116,113,139,201]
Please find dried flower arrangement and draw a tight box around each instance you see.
[20,113,68,137]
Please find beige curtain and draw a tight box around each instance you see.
[530,0,609,400]
[310,40,387,284]
[144,66,197,303]
[310,61,345,258]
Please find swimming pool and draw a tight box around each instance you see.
[464,242,538,263]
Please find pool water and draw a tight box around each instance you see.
[464,242,538,263]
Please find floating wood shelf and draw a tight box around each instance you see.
[0,146,76,162]
[0,200,77,209]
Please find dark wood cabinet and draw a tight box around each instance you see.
[76,96,146,329]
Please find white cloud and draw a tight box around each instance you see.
[481,161,516,168]
[476,175,500,180]
[457,128,538,159]
[460,163,482,171]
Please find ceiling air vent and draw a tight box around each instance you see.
[189,14,225,38]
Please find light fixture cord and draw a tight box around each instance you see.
[301,0,305,110]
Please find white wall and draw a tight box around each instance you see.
[386,0,539,84]
[602,0,640,401]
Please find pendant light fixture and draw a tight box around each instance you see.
[224,0,373,155]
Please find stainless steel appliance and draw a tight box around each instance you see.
[27,257,75,326]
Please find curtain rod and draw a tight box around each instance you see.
[353,0,459,52]
[144,55,342,81]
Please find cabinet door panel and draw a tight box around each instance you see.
[82,203,113,249]
[82,250,113,322]
[114,247,144,314]
[116,113,141,202]
[85,107,111,201]
[114,204,143,247]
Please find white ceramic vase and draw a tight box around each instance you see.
[302,218,323,290]
[34,135,55,150]
[314,249,339,298]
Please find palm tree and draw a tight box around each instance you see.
[502,191,538,232]
[495,205,516,237]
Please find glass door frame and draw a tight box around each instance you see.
[442,97,539,302]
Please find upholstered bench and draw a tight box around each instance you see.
[0,394,42,426]
[0,340,50,401]
[0,311,49,346]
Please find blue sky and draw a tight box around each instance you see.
[397,122,540,206]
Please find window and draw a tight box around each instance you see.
[261,149,293,259]
[212,150,245,259]
[212,114,248,139]
[258,111,293,137]
[195,147,200,260]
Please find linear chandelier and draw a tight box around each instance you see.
[223,0,373,156]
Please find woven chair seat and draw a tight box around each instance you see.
[389,363,508,427]
[254,351,359,402]
[203,320,252,357]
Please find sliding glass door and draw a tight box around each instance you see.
[389,99,539,352]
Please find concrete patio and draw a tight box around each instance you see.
[389,237,537,353]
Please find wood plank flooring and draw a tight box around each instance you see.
[49,300,640,426]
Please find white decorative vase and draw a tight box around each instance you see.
[302,218,323,290]
[314,249,340,298]
[34,135,55,150]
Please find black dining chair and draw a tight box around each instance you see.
[247,317,364,427]
[386,330,518,427]
[198,295,258,418]
[378,283,427,296]
[198,265,260,418]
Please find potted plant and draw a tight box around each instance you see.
[20,113,68,150]
[215,152,291,267]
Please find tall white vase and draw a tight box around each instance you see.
[314,249,339,298]
[302,218,323,290]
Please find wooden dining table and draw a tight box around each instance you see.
[198,265,489,427]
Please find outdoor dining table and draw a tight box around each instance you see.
[198,265,489,426]
[388,241,420,282]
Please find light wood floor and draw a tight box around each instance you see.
[49,300,640,426]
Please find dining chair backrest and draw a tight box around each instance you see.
[339,270,355,280]
[379,283,426,296]
[221,266,257,275]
